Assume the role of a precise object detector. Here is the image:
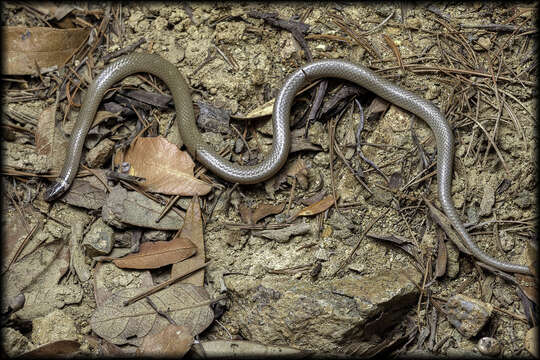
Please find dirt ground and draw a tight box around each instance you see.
[1,2,537,358]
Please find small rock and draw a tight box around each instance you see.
[514,190,533,209]
[1,327,34,357]
[371,187,393,207]
[466,204,480,226]
[31,309,79,346]
[225,266,421,351]
[479,179,496,216]
[234,138,244,153]
[307,122,329,151]
[85,138,114,168]
[425,83,440,100]
[445,294,493,338]
[312,152,330,167]
[142,230,171,242]
[477,337,501,356]
[477,36,492,50]
[499,231,515,252]
[83,218,114,256]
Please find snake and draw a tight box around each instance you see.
[43,53,530,275]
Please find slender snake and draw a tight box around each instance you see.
[44,53,530,274]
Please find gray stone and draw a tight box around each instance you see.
[445,294,493,338]
[85,138,115,168]
[477,337,501,356]
[31,309,79,346]
[225,266,421,352]
[1,327,34,357]
[83,218,114,256]
[479,179,496,216]
[514,190,534,209]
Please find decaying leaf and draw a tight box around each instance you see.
[171,196,206,286]
[239,202,286,225]
[90,283,214,345]
[253,223,312,243]
[19,340,80,358]
[35,106,55,156]
[252,202,286,224]
[61,173,108,210]
[102,185,184,230]
[93,262,153,308]
[291,195,335,220]
[1,26,90,75]
[137,324,193,357]
[35,106,69,172]
[113,236,196,270]
[115,137,211,196]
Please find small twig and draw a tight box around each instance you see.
[123,261,211,306]
[102,37,147,63]
[334,208,390,274]
[146,297,177,325]
[1,222,40,275]
[156,195,181,223]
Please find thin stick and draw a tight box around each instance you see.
[123,261,211,306]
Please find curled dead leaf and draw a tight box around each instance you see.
[115,137,211,196]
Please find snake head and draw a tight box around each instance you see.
[44,180,69,202]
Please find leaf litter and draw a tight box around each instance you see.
[90,283,213,345]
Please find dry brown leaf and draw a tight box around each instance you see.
[115,137,211,196]
[252,202,286,224]
[113,236,196,270]
[90,283,213,345]
[137,324,193,357]
[292,195,335,220]
[19,340,80,358]
[435,232,447,278]
[1,26,89,75]
[171,196,206,286]
[238,203,253,224]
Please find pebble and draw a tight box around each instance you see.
[85,138,114,168]
[477,337,501,356]
[445,294,493,338]
[31,309,79,345]
[514,190,534,209]
[499,230,515,252]
[477,36,492,50]
[83,218,114,256]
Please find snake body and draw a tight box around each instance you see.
[44,53,530,274]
